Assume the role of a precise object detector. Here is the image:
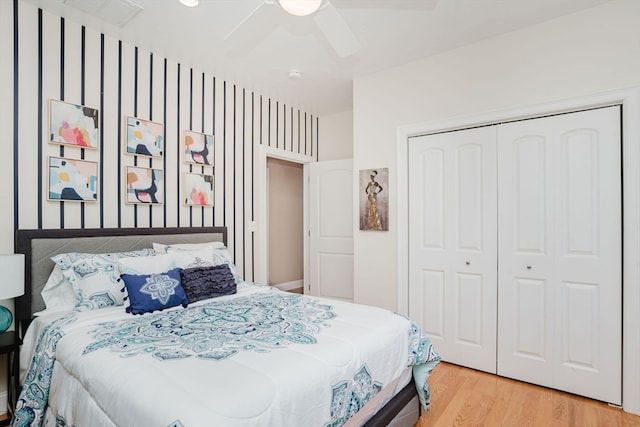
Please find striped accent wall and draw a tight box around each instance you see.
[0,0,320,282]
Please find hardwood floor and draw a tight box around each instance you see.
[416,362,640,427]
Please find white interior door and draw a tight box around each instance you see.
[308,159,354,301]
[497,106,622,404]
[408,127,498,373]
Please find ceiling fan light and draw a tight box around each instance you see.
[278,0,322,16]
[178,0,199,7]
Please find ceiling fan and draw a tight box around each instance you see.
[223,0,439,58]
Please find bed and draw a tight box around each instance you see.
[12,227,440,427]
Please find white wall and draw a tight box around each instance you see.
[352,0,640,310]
[318,109,353,161]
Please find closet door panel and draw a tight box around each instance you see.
[499,106,621,404]
[552,107,621,405]
[498,123,555,387]
[409,127,497,374]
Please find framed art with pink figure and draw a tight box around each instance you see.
[49,99,99,149]
[359,168,388,231]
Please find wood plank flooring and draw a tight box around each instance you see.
[416,362,640,427]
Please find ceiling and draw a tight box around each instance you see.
[23,0,613,116]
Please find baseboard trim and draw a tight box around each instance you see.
[273,280,303,292]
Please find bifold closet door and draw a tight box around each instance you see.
[497,106,622,404]
[408,127,497,374]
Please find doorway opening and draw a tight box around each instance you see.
[267,157,304,292]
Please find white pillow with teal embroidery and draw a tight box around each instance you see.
[40,265,78,312]
[51,248,155,311]
[166,246,243,284]
[169,248,215,269]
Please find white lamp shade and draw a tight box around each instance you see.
[278,0,322,16]
[0,254,25,299]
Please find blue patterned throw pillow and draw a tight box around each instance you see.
[120,268,188,315]
[180,264,237,303]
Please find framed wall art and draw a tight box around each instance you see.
[125,166,164,204]
[48,156,98,202]
[49,99,99,148]
[359,168,389,231]
[126,116,164,158]
[184,130,214,166]
[184,172,214,206]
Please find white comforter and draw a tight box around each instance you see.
[14,284,439,427]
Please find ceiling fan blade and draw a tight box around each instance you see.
[330,0,438,10]
[312,2,360,58]
[223,0,280,50]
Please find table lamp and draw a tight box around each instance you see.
[0,254,25,333]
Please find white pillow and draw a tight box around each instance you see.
[51,248,155,311]
[170,248,216,269]
[41,265,78,311]
[153,241,225,254]
[166,246,243,284]
[118,253,175,275]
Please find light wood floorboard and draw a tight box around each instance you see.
[416,362,640,427]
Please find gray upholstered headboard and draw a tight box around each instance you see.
[15,227,227,335]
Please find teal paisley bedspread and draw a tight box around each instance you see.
[13,286,439,427]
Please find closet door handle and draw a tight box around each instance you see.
[526,265,532,270]
[465,261,470,266]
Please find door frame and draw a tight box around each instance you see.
[255,145,314,285]
[396,86,640,414]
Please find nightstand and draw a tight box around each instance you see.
[0,331,21,426]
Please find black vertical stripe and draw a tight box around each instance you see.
[242,88,246,279]
[316,116,319,161]
[163,58,168,227]
[100,34,105,228]
[149,53,153,120]
[176,63,181,224]
[310,114,313,159]
[59,17,65,228]
[283,103,286,151]
[36,8,42,229]
[259,95,263,146]
[233,84,237,261]
[133,47,138,227]
[223,81,226,226]
[276,101,279,149]
[60,19,65,101]
[189,67,193,227]
[212,76,216,226]
[297,110,301,154]
[201,73,205,132]
[117,41,122,227]
[80,26,85,228]
[201,72,205,225]
[268,98,271,147]
[149,52,153,225]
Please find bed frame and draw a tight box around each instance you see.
[14,226,419,427]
